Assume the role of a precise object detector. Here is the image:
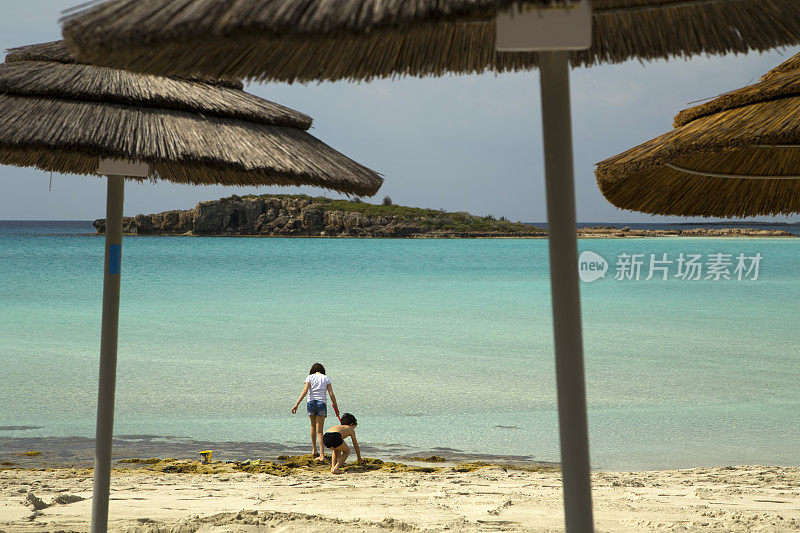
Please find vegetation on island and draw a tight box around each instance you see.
[231,193,544,236]
[95,192,546,237]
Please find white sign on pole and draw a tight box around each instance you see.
[97,158,150,177]
[496,0,592,52]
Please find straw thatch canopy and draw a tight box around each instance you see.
[596,52,800,218]
[0,41,382,195]
[62,0,800,83]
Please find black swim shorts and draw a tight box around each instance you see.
[322,432,344,449]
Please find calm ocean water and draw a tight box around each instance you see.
[1,221,798,470]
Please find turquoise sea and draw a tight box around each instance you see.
[1,221,798,470]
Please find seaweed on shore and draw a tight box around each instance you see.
[453,462,493,472]
[339,458,441,474]
[157,460,231,474]
[73,453,548,476]
[453,461,560,473]
[409,456,447,462]
[236,455,321,476]
[231,455,443,475]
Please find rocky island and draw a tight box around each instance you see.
[93,194,796,238]
[94,194,547,238]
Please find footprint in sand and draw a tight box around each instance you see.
[488,499,513,516]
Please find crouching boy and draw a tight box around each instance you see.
[321,413,362,474]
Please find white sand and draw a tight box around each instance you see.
[1,465,798,532]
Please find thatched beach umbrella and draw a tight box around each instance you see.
[0,40,381,533]
[61,1,800,82]
[0,41,381,194]
[61,2,800,531]
[596,52,800,218]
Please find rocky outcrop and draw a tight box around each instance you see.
[93,195,504,238]
[578,225,794,238]
[93,196,796,238]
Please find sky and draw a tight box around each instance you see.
[1,1,799,223]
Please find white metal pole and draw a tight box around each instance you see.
[90,175,124,533]
[538,50,595,532]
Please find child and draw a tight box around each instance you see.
[291,363,338,462]
[322,413,362,474]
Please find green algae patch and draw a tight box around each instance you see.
[341,458,441,474]
[105,453,549,477]
[452,462,493,472]
[408,466,440,473]
[239,455,441,475]
[146,459,232,474]
[238,454,329,476]
[276,455,327,468]
[237,462,294,477]
[157,460,199,473]
[196,463,234,474]
[143,454,336,477]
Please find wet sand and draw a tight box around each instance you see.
[1,461,798,532]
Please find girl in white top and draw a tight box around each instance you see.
[291,363,339,462]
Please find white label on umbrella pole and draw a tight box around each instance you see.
[97,158,149,177]
[496,0,592,51]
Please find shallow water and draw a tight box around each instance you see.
[1,221,798,470]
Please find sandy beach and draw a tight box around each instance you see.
[1,460,798,532]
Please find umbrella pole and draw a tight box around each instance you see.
[90,175,124,533]
[538,50,594,532]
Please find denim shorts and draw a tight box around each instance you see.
[307,400,327,417]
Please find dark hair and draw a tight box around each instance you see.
[340,413,357,426]
[309,363,325,375]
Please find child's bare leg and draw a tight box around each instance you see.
[330,449,340,473]
[314,417,326,461]
[332,443,349,474]
[309,415,319,456]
